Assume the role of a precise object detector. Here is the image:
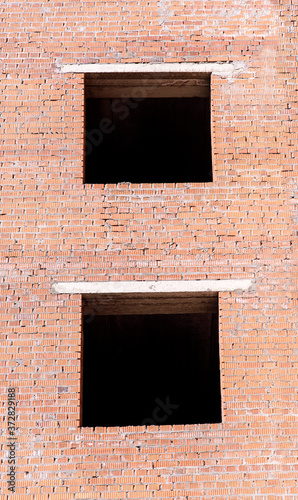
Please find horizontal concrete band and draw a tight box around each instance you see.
[59,62,245,75]
[52,279,253,294]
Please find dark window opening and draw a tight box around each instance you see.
[84,73,212,184]
[82,293,221,428]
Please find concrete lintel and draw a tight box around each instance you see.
[52,279,253,295]
[59,62,245,76]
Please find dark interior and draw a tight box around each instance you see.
[84,97,212,184]
[82,312,221,427]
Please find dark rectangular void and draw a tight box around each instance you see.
[84,73,212,184]
[82,293,221,428]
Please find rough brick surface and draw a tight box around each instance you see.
[0,0,298,499]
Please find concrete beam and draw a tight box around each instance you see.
[58,62,246,76]
[52,279,253,294]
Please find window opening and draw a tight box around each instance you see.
[84,73,212,184]
[82,292,221,427]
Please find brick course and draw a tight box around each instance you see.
[1,0,298,499]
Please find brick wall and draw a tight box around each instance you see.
[1,0,297,498]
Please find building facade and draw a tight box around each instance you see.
[1,0,298,499]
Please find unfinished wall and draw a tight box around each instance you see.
[0,0,297,499]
